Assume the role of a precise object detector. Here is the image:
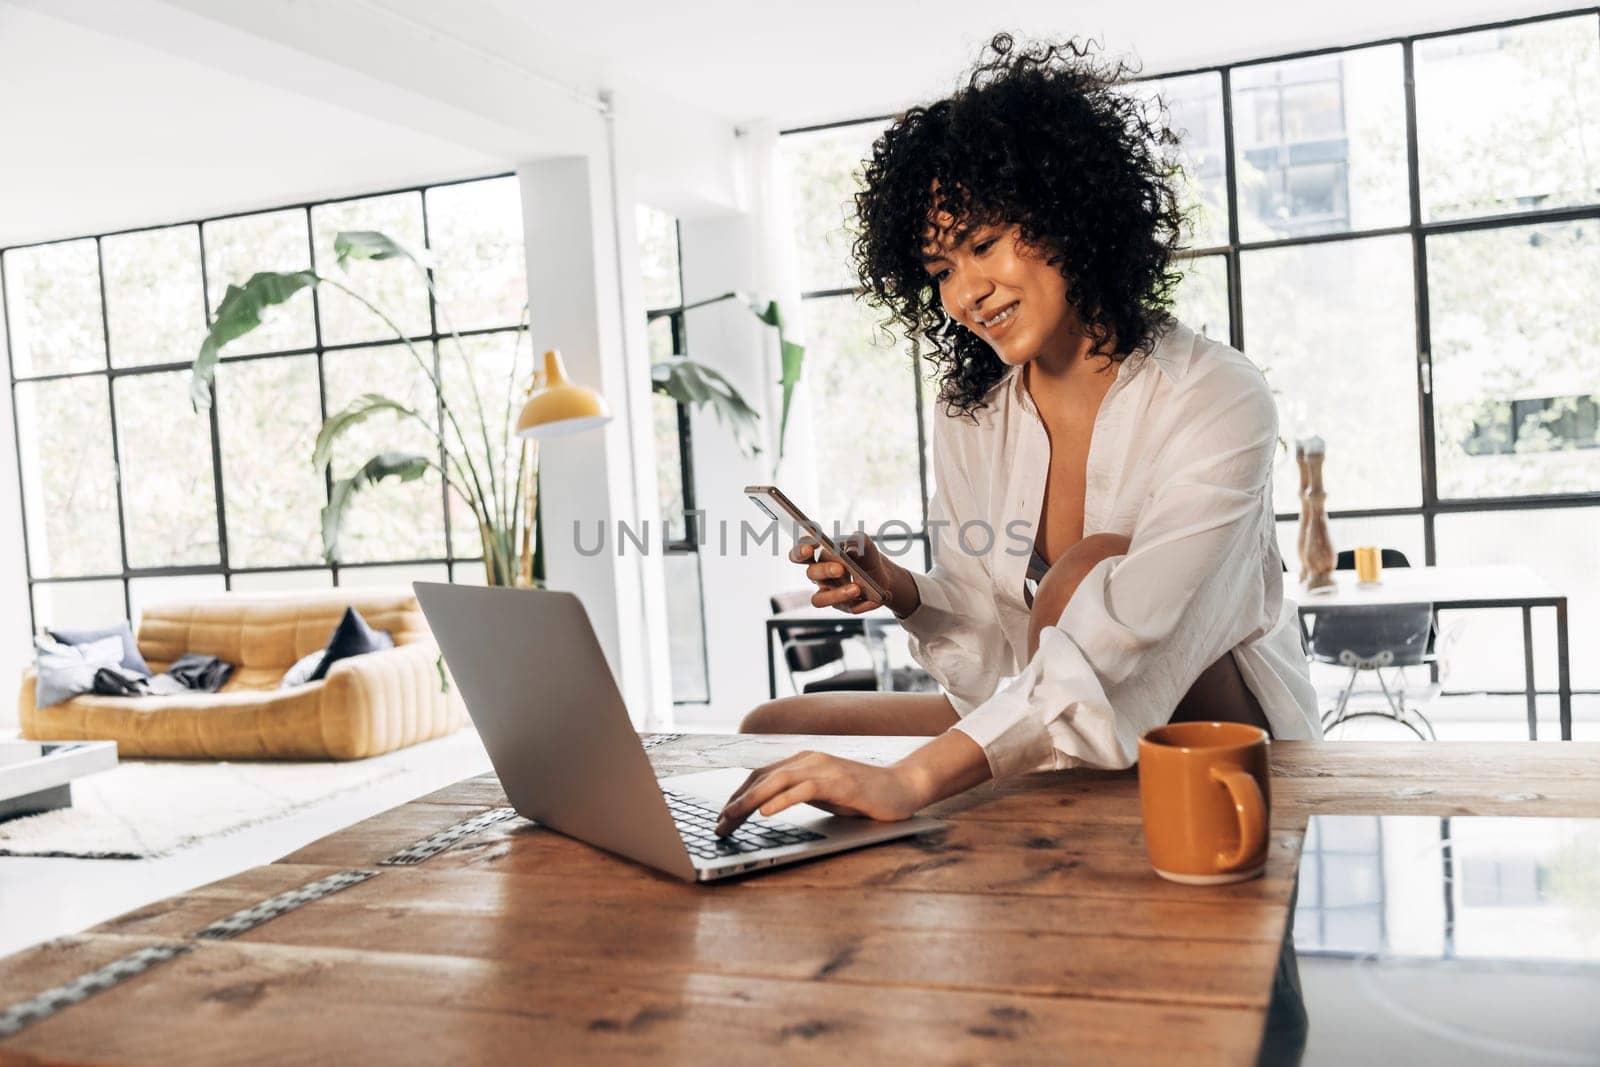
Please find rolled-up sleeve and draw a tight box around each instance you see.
[898,415,1012,715]
[951,368,1280,777]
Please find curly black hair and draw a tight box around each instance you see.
[852,33,1188,417]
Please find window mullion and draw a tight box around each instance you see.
[195,223,232,589]
[93,236,134,619]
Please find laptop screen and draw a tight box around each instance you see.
[1265,814,1600,1065]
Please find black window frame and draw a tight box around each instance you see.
[3,172,531,633]
[643,214,712,705]
[780,6,1600,697]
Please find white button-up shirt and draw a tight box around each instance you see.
[901,318,1320,778]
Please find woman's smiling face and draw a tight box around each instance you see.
[920,210,1084,367]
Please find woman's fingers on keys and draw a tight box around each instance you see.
[717,771,793,835]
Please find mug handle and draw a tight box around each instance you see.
[1210,767,1266,872]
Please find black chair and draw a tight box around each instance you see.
[1330,547,1437,661]
[769,591,879,694]
[1307,549,1439,740]
[769,591,927,695]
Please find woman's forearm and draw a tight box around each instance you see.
[882,558,923,618]
[895,728,993,809]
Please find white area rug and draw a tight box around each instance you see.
[0,729,487,859]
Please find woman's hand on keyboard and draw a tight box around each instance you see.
[714,751,920,836]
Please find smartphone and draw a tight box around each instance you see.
[744,485,891,606]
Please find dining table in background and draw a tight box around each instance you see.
[1295,563,1571,741]
[771,564,1574,742]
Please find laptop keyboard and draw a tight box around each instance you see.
[662,789,825,861]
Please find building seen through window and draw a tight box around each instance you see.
[776,11,1600,700]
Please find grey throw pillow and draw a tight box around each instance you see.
[47,621,150,677]
[34,635,125,708]
[279,650,325,689]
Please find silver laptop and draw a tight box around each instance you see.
[414,582,945,882]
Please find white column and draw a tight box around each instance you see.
[517,149,667,727]
[0,323,30,722]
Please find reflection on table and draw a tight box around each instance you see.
[1274,814,1600,1065]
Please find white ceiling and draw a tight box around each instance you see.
[0,3,503,246]
[500,0,1576,128]
[0,0,1579,246]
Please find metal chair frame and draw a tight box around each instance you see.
[1320,648,1439,741]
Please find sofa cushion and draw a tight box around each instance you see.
[34,635,125,708]
[280,650,325,689]
[49,622,151,677]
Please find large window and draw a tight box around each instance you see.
[777,10,1600,701]
[780,124,933,571]
[4,175,529,631]
[637,205,711,704]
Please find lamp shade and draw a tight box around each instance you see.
[515,349,611,439]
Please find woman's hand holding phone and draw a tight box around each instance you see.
[792,532,920,617]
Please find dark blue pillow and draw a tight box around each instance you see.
[48,621,150,678]
[308,607,394,682]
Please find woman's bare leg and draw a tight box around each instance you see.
[1168,654,1270,733]
[1026,533,1133,659]
[743,531,1272,739]
[740,691,959,736]
[1027,532,1272,735]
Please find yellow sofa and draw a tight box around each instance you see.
[19,588,468,760]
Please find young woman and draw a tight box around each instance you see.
[716,34,1318,837]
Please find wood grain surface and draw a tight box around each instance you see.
[2,736,1598,1066]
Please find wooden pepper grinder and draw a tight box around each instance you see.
[1298,436,1335,591]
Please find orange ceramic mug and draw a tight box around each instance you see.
[1138,722,1270,885]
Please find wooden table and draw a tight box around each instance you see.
[3,734,1599,1065]
[1296,564,1571,740]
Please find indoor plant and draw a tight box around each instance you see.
[189,232,794,584]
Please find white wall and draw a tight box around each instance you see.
[0,2,510,247]
[677,213,785,725]
[670,125,831,727]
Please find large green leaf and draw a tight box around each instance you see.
[651,356,763,458]
[776,336,805,459]
[190,270,319,410]
[321,451,430,562]
[334,230,431,272]
[738,293,805,461]
[313,394,425,472]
